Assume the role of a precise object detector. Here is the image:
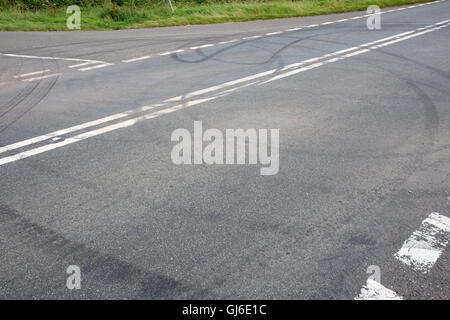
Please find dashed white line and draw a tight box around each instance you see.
[158,49,185,56]
[0,52,102,64]
[355,279,403,300]
[394,212,450,273]
[13,69,50,78]
[78,63,113,71]
[218,39,239,44]
[21,73,62,82]
[68,62,95,68]
[285,27,302,31]
[190,44,214,50]
[122,56,151,63]
[242,35,262,40]
[265,31,283,35]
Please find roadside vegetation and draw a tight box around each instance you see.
[0,0,435,31]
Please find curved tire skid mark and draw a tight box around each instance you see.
[0,59,60,134]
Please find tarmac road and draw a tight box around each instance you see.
[0,0,449,299]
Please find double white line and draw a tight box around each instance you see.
[1,19,449,167]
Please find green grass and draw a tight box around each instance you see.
[0,0,436,31]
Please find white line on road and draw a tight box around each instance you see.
[68,61,95,68]
[158,49,185,56]
[218,39,239,45]
[0,80,259,167]
[78,63,113,71]
[21,73,62,82]
[355,279,403,300]
[162,69,277,103]
[0,104,165,155]
[285,27,302,31]
[242,35,263,40]
[190,44,214,50]
[1,0,445,72]
[394,212,450,273]
[13,69,51,78]
[265,31,283,35]
[122,56,151,63]
[0,18,449,166]
[0,53,102,64]
[0,96,225,167]
[261,20,450,84]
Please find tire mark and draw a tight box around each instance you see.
[0,203,211,299]
[0,59,60,134]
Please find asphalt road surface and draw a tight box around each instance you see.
[0,1,449,299]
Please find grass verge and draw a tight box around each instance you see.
[0,0,436,31]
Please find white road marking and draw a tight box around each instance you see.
[0,104,164,155]
[78,63,113,71]
[394,212,450,273]
[68,62,95,68]
[0,80,259,167]
[285,27,302,31]
[218,39,239,44]
[21,73,62,82]
[266,31,283,35]
[0,53,102,64]
[261,20,450,84]
[0,94,232,167]
[111,1,445,64]
[162,69,277,103]
[242,35,262,40]
[158,49,185,56]
[50,137,64,142]
[122,56,151,63]
[13,69,50,78]
[355,279,403,300]
[0,19,448,166]
[190,44,214,50]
